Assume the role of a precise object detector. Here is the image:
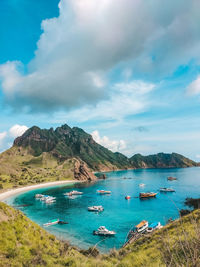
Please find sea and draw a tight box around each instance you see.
[4,167,200,253]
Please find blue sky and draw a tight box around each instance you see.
[0,0,200,160]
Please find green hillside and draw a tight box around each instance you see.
[130,152,198,169]
[0,125,198,191]
[0,201,199,267]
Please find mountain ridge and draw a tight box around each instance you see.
[0,124,198,190]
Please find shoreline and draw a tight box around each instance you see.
[0,179,80,201]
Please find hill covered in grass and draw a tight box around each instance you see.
[130,152,198,169]
[0,201,199,266]
[0,124,198,190]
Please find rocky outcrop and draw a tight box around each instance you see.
[74,159,97,181]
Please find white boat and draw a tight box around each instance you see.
[43,219,59,227]
[93,226,116,236]
[139,183,145,187]
[135,220,149,233]
[88,206,104,212]
[160,188,175,192]
[64,190,83,196]
[44,198,56,204]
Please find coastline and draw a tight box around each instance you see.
[0,179,80,201]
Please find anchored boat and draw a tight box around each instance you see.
[64,190,83,196]
[139,192,157,198]
[93,226,116,236]
[88,205,104,212]
[146,222,162,233]
[97,190,111,194]
[167,176,177,181]
[160,187,175,192]
[43,219,59,227]
[125,195,131,200]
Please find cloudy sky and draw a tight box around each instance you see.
[0,0,200,160]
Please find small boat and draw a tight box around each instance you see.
[35,194,44,199]
[44,198,56,204]
[64,190,83,196]
[139,183,145,187]
[160,187,175,192]
[125,195,131,200]
[58,220,68,225]
[43,219,59,227]
[88,205,104,212]
[139,192,157,198]
[146,222,162,233]
[93,226,116,236]
[135,220,149,233]
[97,190,111,194]
[167,176,177,181]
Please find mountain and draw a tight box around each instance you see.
[14,124,131,170]
[0,124,198,190]
[130,152,198,169]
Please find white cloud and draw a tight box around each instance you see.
[55,80,155,123]
[9,124,28,138]
[0,0,200,112]
[92,130,126,152]
[0,132,7,145]
[187,76,200,95]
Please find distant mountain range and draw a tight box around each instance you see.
[0,124,198,187]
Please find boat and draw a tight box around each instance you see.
[139,183,145,187]
[139,192,157,198]
[97,190,111,194]
[64,190,83,196]
[135,220,149,233]
[146,222,162,233]
[43,219,59,227]
[88,205,104,212]
[40,196,56,203]
[125,195,131,200]
[93,226,116,236]
[159,187,175,192]
[167,176,177,181]
[58,220,68,225]
[35,194,44,198]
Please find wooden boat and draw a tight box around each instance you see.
[64,190,83,196]
[125,195,131,200]
[139,192,157,198]
[160,187,175,192]
[167,176,177,181]
[97,190,111,194]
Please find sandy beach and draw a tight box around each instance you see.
[0,180,79,201]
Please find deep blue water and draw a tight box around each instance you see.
[4,167,200,253]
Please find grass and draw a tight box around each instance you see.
[0,201,199,267]
[0,147,75,191]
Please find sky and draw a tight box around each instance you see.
[0,0,200,160]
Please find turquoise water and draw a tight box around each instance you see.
[4,167,200,253]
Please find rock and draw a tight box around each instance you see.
[99,174,107,179]
[74,159,97,182]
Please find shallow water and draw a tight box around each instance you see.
[4,167,200,253]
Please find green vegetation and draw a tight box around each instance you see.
[0,202,199,266]
[0,124,198,191]
[130,152,198,169]
[0,147,75,190]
